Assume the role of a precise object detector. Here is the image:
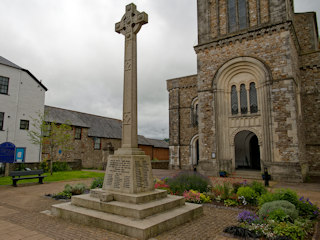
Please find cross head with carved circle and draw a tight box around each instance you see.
[115,3,148,38]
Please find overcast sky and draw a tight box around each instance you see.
[0,0,319,139]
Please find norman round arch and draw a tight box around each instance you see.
[212,56,271,90]
[212,56,273,170]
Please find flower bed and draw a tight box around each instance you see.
[154,172,319,239]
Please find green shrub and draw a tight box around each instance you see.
[167,171,210,195]
[258,189,299,207]
[258,192,276,206]
[259,200,298,222]
[52,191,72,200]
[64,183,88,195]
[237,186,257,205]
[297,196,319,219]
[52,162,71,172]
[232,182,242,194]
[273,221,306,240]
[224,199,239,207]
[250,181,267,196]
[40,159,49,172]
[273,189,299,207]
[91,177,104,189]
[268,209,292,222]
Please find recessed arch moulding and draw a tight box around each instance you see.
[197,57,273,176]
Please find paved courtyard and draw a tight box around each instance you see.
[0,169,319,240]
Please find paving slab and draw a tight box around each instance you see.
[0,170,319,239]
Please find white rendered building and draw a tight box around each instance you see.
[0,56,47,163]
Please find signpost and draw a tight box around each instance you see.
[0,142,16,163]
[15,148,26,163]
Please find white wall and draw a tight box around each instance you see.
[0,64,45,162]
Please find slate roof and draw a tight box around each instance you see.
[0,56,48,91]
[44,106,168,148]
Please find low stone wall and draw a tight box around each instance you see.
[151,160,169,169]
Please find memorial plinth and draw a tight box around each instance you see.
[51,3,203,239]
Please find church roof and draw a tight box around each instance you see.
[44,105,168,148]
[0,56,48,91]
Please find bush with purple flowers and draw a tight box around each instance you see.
[237,210,259,224]
[297,196,320,219]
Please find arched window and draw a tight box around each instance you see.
[228,0,248,33]
[240,84,248,114]
[249,82,258,113]
[231,85,238,115]
[191,98,199,127]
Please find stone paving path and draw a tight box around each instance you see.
[0,169,319,240]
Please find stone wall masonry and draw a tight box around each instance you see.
[269,0,289,23]
[300,51,320,68]
[218,0,227,35]
[294,13,319,53]
[167,75,198,169]
[271,79,299,162]
[198,91,215,162]
[197,28,296,92]
[260,0,270,24]
[248,0,258,27]
[196,28,303,168]
[300,66,320,174]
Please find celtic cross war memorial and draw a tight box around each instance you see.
[51,4,202,240]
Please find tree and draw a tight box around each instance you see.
[28,112,73,175]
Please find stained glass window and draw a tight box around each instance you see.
[240,84,248,114]
[238,0,247,30]
[228,0,237,32]
[228,0,248,32]
[249,82,258,113]
[231,85,238,115]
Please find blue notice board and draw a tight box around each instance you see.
[15,148,26,163]
[0,142,16,163]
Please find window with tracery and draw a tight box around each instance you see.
[249,82,258,113]
[240,84,248,114]
[231,85,238,115]
[228,0,248,33]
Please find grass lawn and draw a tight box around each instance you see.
[0,171,105,186]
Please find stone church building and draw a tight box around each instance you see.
[167,0,320,182]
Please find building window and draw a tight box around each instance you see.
[75,127,82,139]
[0,76,9,95]
[231,85,238,115]
[191,98,199,127]
[240,84,248,114]
[228,0,248,33]
[94,137,101,150]
[249,82,258,113]
[20,120,29,130]
[0,112,4,130]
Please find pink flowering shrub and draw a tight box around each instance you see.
[183,190,211,204]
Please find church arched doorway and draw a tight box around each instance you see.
[190,135,199,166]
[234,131,261,170]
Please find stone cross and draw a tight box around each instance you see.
[115,3,148,149]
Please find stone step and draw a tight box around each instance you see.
[234,170,262,180]
[72,193,185,219]
[91,188,168,204]
[52,201,203,240]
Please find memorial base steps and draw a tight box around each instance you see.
[72,193,185,219]
[52,195,203,240]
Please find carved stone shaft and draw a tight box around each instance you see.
[115,3,148,149]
